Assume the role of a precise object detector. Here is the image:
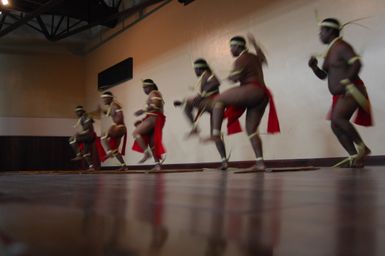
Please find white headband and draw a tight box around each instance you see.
[75,107,84,111]
[193,63,208,68]
[142,82,155,87]
[319,21,341,30]
[101,94,113,98]
[230,40,246,47]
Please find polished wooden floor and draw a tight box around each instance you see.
[0,166,384,256]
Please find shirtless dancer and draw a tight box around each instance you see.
[99,91,128,170]
[132,79,166,172]
[308,18,372,167]
[174,59,229,170]
[69,106,99,170]
[204,34,280,172]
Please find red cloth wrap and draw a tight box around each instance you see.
[223,106,243,135]
[223,81,280,134]
[132,112,166,159]
[327,79,373,127]
[79,132,107,162]
[109,132,127,155]
[95,137,107,162]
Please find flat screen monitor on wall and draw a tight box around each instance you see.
[98,57,133,91]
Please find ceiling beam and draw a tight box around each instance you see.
[7,12,45,34]
[0,0,65,38]
[0,12,7,31]
[36,16,51,39]
[51,0,167,41]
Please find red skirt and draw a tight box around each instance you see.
[95,137,107,162]
[79,132,107,162]
[328,80,373,127]
[132,112,166,159]
[223,81,280,134]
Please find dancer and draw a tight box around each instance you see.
[69,106,100,170]
[174,59,229,170]
[99,91,128,170]
[204,34,280,171]
[308,18,372,167]
[132,79,166,171]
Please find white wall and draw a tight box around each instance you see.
[0,51,85,137]
[0,117,77,136]
[85,0,385,165]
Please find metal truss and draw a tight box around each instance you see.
[0,0,166,41]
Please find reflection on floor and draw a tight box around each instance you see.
[0,166,384,256]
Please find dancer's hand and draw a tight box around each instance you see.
[134,109,145,116]
[134,120,142,127]
[308,56,318,69]
[247,33,258,48]
[173,100,183,107]
[247,33,267,65]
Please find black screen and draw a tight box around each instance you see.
[98,57,133,91]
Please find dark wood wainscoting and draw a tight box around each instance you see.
[0,136,80,171]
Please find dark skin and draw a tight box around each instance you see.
[102,97,126,136]
[133,86,164,170]
[75,110,94,133]
[70,110,95,169]
[174,67,229,169]
[174,68,216,127]
[308,26,370,165]
[207,35,269,171]
[100,96,127,168]
[102,97,126,125]
[190,67,221,107]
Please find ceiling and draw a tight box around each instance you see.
[0,0,171,54]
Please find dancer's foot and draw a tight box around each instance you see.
[138,151,151,164]
[351,159,365,168]
[160,155,167,164]
[71,153,83,161]
[150,163,162,172]
[333,155,357,168]
[185,126,200,139]
[200,135,221,143]
[118,164,128,171]
[220,160,229,170]
[356,143,371,164]
[87,165,95,171]
[241,159,266,172]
